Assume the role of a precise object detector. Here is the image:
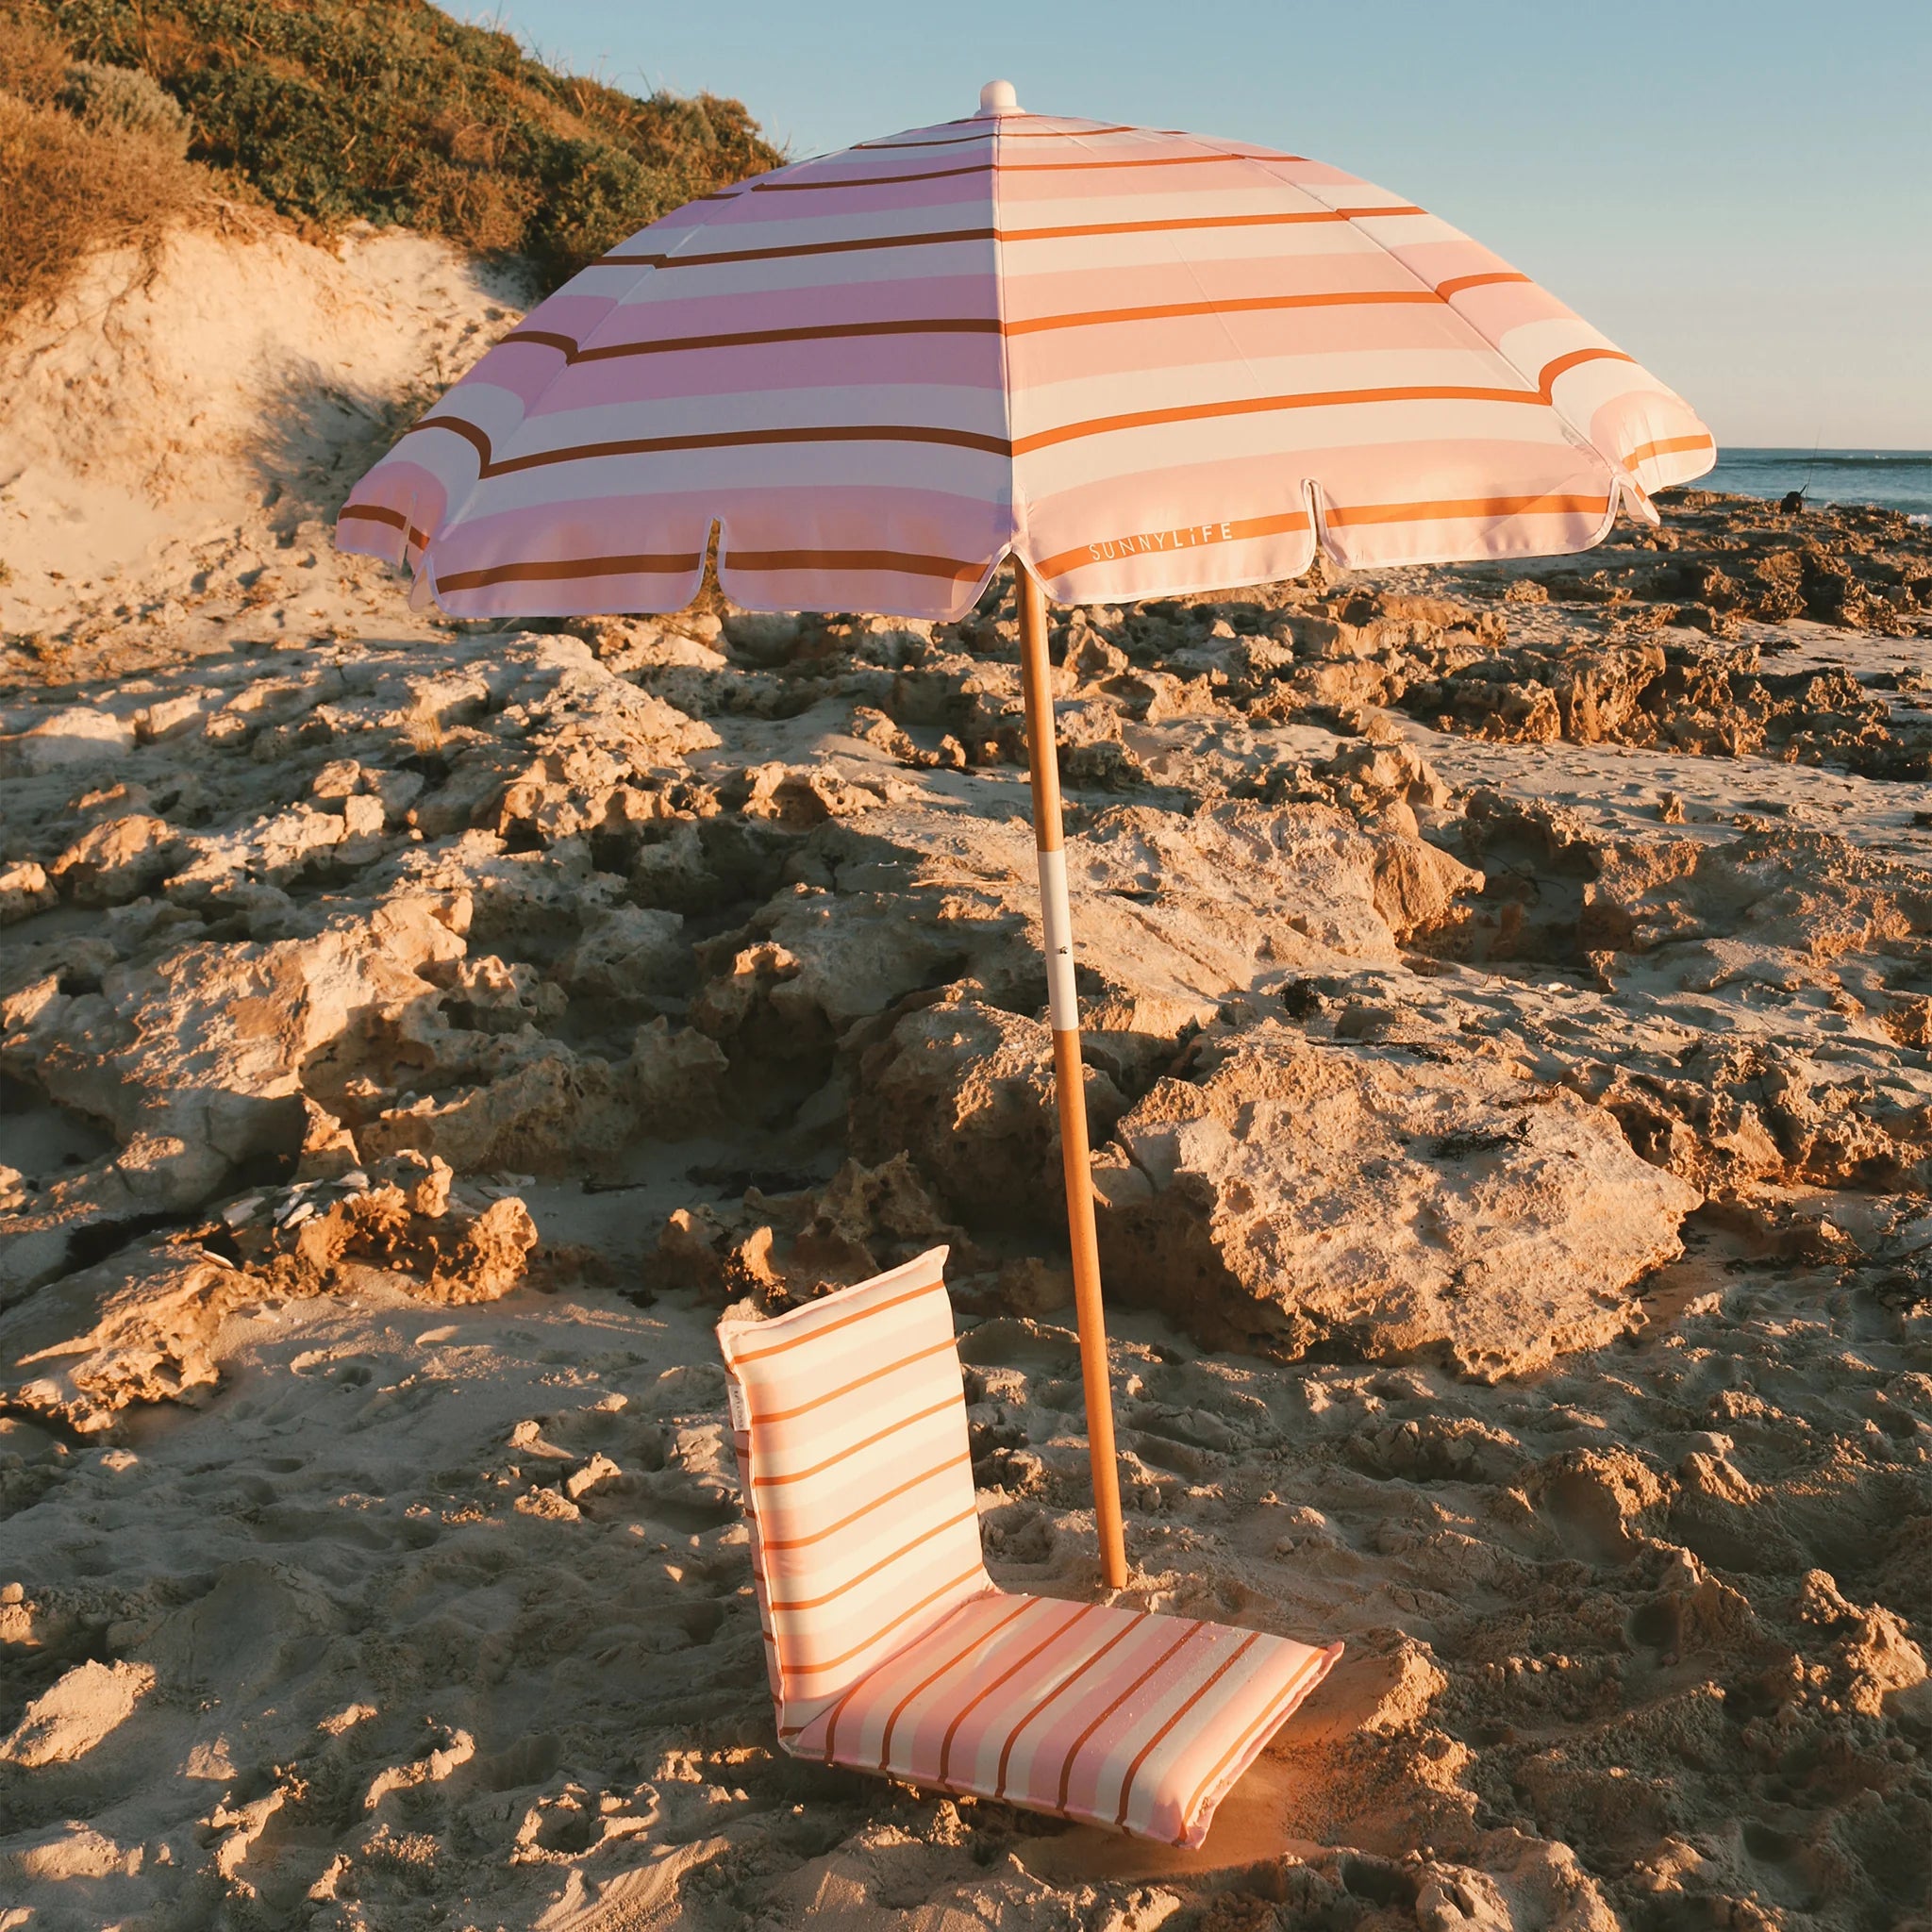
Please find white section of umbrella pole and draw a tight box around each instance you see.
[1015,559,1130,1592]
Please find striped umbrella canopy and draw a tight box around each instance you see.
[338,82,1713,1593]
[339,82,1712,615]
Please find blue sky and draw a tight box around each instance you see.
[491,1,1929,447]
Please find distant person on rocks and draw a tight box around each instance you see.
[1780,488,1807,513]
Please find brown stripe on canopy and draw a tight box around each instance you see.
[433,549,704,592]
[496,286,1457,367]
[598,202,1426,270]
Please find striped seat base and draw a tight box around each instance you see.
[718,1245,1341,1848]
[793,1586,1339,1848]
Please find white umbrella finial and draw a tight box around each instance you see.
[978,78,1019,115]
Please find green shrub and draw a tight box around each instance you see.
[18,0,782,290]
[58,57,190,151]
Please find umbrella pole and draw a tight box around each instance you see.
[1014,559,1130,1592]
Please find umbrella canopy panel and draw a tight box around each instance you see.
[338,98,1714,622]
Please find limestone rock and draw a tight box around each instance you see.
[649,1151,966,1304]
[1583,828,1932,962]
[387,635,716,839]
[695,800,1479,1072]
[736,760,891,826]
[0,1243,258,1430]
[357,1021,725,1173]
[0,706,136,777]
[389,829,626,947]
[266,1182,539,1307]
[163,801,388,905]
[0,897,466,1289]
[721,610,805,665]
[0,1660,155,1767]
[310,757,423,819]
[790,1151,964,1279]
[1091,1019,1702,1377]
[852,999,1125,1228]
[847,704,969,772]
[133,690,223,742]
[557,906,689,1001]
[0,860,55,924]
[0,1166,541,1428]
[1372,837,1483,943]
[49,813,183,905]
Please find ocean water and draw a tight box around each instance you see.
[1701,447,1932,521]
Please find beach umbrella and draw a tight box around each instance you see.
[338,80,1713,1591]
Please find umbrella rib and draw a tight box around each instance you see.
[991,110,1021,560]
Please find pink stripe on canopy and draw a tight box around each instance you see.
[338,102,1713,620]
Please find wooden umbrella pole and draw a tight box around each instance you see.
[1014,558,1129,1591]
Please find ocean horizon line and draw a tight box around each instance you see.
[1713,446,1931,460]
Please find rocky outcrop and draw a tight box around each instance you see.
[691,800,1481,1098]
[0,1158,538,1431]
[1091,1019,1702,1377]
[1581,828,1932,962]
[0,634,737,1291]
[4,337,1932,1932]
[1,896,465,1290]
[851,1000,1124,1229]
[3,492,1929,1402]
[650,1151,969,1306]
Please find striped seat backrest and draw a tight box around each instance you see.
[718,1246,992,1738]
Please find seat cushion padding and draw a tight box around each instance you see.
[791,1586,1341,1847]
[719,1247,990,1735]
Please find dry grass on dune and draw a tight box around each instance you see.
[0,16,208,327]
[0,94,206,325]
[0,10,62,97]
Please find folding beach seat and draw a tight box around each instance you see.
[717,1246,1341,1847]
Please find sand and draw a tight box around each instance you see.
[2,223,1930,1932]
